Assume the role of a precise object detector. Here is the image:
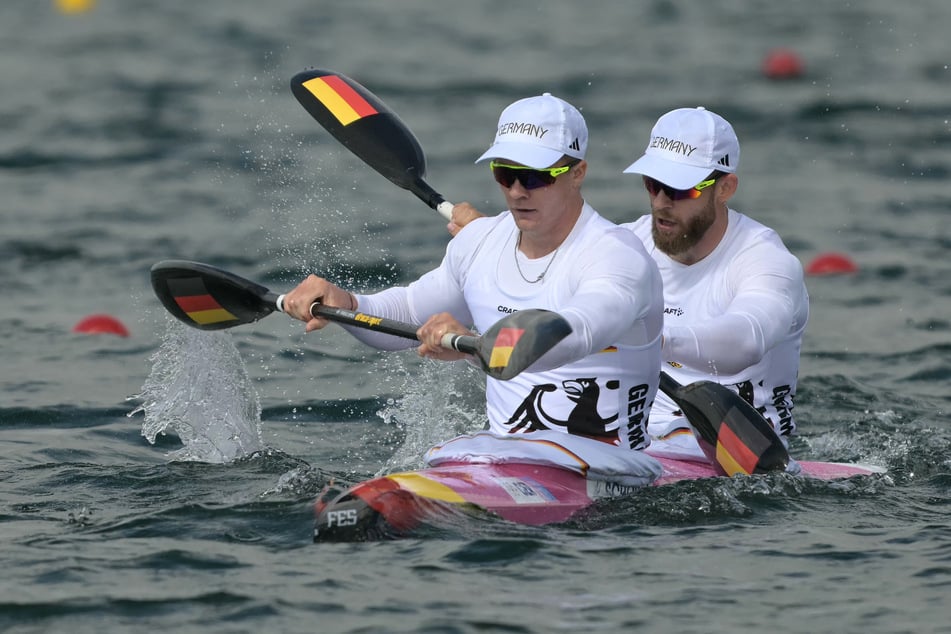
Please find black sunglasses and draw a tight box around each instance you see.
[490,160,579,190]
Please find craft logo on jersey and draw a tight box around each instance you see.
[303,74,379,126]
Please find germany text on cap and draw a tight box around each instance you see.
[476,93,587,169]
[623,106,739,190]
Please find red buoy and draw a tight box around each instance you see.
[762,48,804,79]
[805,253,858,276]
[72,314,130,337]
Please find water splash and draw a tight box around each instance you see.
[375,357,487,474]
[129,319,265,463]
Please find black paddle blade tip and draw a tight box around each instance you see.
[150,260,278,331]
[289,69,428,190]
[659,373,790,475]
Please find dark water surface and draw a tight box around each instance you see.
[1,1,949,632]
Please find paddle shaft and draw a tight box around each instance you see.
[396,168,455,220]
[150,259,571,380]
[270,292,477,354]
[658,371,679,400]
[404,177,454,221]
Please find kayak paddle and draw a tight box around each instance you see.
[658,372,790,476]
[150,260,571,381]
[290,69,454,220]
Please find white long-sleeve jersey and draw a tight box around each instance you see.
[347,202,664,450]
[625,208,809,441]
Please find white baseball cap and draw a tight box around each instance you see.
[476,93,587,168]
[623,106,740,190]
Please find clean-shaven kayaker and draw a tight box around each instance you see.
[283,93,665,475]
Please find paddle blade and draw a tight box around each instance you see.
[470,310,573,381]
[150,260,280,331]
[290,69,443,210]
[658,372,790,476]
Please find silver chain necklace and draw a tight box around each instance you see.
[514,232,560,284]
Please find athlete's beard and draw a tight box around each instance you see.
[652,198,716,257]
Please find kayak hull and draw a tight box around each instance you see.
[313,457,882,542]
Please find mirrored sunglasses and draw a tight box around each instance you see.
[643,175,718,201]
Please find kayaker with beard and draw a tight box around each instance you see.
[619,107,808,463]
[283,93,665,481]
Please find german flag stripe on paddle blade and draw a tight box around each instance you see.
[167,277,238,326]
[488,327,524,369]
[715,419,768,476]
[301,74,379,126]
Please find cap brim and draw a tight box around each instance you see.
[476,143,565,169]
[622,155,714,190]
